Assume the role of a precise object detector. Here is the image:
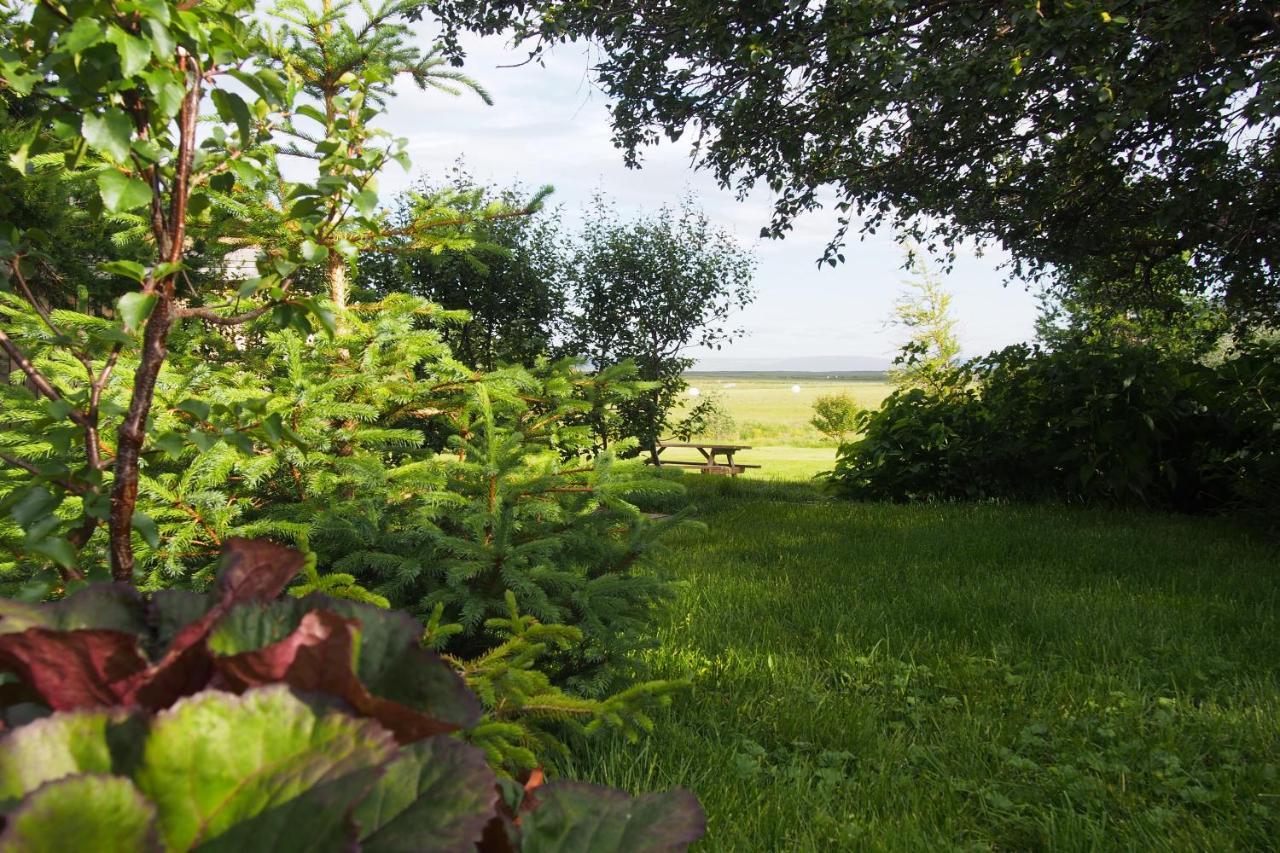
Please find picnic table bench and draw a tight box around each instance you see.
[650,441,761,477]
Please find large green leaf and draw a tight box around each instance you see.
[135,687,395,850]
[205,599,306,655]
[517,783,705,852]
[105,25,153,77]
[0,774,158,853]
[0,709,144,801]
[193,766,384,853]
[355,736,497,851]
[0,584,146,636]
[117,291,158,333]
[210,88,253,144]
[98,170,153,213]
[81,109,133,162]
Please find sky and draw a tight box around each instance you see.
[373,32,1042,366]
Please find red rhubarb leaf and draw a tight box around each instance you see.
[0,584,146,637]
[119,539,306,710]
[212,608,473,742]
[0,629,146,710]
[214,538,307,605]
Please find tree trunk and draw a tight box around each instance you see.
[328,253,347,315]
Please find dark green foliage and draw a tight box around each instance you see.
[359,168,568,371]
[435,592,690,773]
[421,386,690,694]
[430,0,1280,325]
[0,539,705,851]
[827,336,1280,516]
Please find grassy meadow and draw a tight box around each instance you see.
[562,477,1280,850]
[675,372,893,479]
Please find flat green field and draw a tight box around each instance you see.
[563,478,1280,851]
[674,372,893,479]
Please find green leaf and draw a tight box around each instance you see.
[195,766,384,853]
[188,430,218,452]
[7,137,32,172]
[135,687,396,851]
[59,16,106,54]
[11,487,57,527]
[82,110,134,163]
[152,261,183,280]
[210,89,253,145]
[106,26,153,77]
[303,298,336,338]
[144,19,175,60]
[100,260,147,282]
[353,189,378,216]
[177,399,211,422]
[299,240,329,264]
[142,70,186,119]
[0,709,145,800]
[518,782,706,852]
[0,774,157,853]
[355,737,496,851]
[154,432,186,461]
[98,171,153,214]
[117,291,158,333]
[29,537,76,570]
[132,512,160,549]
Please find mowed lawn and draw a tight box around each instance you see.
[561,479,1280,851]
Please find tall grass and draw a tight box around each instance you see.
[561,479,1280,850]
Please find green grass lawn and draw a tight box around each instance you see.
[561,477,1280,850]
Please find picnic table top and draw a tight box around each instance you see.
[656,441,752,451]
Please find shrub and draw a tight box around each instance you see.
[0,538,705,851]
[825,364,990,502]
[827,338,1280,516]
[809,394,863,444]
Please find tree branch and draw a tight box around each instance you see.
[176,302,273,325]
[0,329,91,429]
[109,56,202,580]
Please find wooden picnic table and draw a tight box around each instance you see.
[651,441,761,477]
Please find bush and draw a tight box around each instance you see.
[0,539,705,851]
[827,338,1280,517]
[809,394,863,444]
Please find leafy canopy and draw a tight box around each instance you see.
[429,0,1280,323]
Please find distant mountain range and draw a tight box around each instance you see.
[690,355,892,372]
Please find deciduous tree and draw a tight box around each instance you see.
[562,194,755,456]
